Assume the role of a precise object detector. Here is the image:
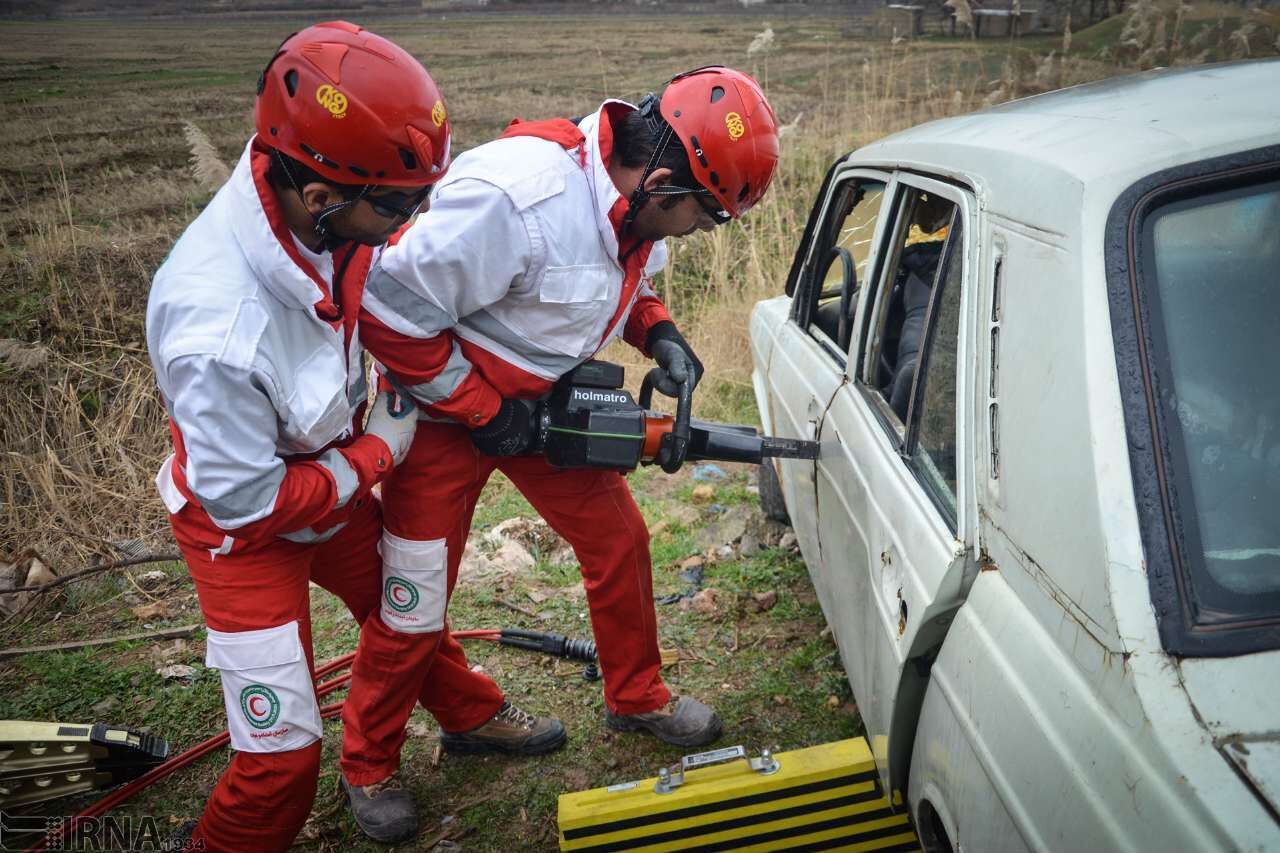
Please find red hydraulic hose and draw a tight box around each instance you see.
[24,630,503,852]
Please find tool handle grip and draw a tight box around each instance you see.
[639,369,692,473]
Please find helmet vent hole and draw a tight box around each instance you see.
[299,142,339,170]
[283,69,299,97]
[689,135,708,168]
[738,182,750,202]
[376,171,386,179]
[269,126,278,136]
[348,165,370,178]
[708,171,720,187]
[710,86,725,103]
[399,148,417,171]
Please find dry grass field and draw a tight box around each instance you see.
[1,6,1276,851]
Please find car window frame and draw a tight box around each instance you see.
[899,207,964,529]
[853,173,975,535]
[789,166,896,368]
[1106,142,1280,657]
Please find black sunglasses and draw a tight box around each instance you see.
[365,186,431,220]
[692,190,732,226]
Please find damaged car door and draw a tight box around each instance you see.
[752,167,893,594]
[812,174,979,793]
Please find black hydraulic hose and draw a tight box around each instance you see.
[498,628,598,663]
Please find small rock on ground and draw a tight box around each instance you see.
[751,590,779,612]
[743,514,791,548]
[694,505,753,551]
[681,588,722,615]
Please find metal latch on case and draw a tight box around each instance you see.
[653,745,781,794]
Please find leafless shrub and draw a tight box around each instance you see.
[1034,51,1060,90]
[0,340,50,372]
[182,121,230,193]
[1120,0,1157,55]
[1118,0,1279,68]
[1230,22,1258,58]
[777,112,804,138]
[982,55,1018,106]
[1137,16,1169,66]
[946,0,975,35]
[747,26,775,57]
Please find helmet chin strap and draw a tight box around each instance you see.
[273,148,368,252]
[619,93,677,241]
[312,195,364,251]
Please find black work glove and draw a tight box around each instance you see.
[646,321,704,398]
[470,398,536,456]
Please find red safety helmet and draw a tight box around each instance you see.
[255,21,451,188]
[660,67,779,218]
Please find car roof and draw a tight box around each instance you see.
[850,59,1280,226]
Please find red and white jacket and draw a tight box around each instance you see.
[146,139,393,553]
[361,101,672,425]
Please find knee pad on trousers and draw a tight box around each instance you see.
[378,531,447,633]
[205,621,322,752]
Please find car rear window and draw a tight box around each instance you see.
[1142,178,1280,621]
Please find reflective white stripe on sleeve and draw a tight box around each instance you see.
[403,340,473,406]
[165,355,287,530]
[315,448,359,509]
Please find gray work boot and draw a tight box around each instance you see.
[342,773,418,844]
[440,700,567,755]
[605,695,722,747]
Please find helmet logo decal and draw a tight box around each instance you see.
[315,84,348,119]
[725,112,746,141]
[431,100,447,128]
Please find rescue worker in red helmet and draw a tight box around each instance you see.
[146,22,452,851]
[351,66,780,837]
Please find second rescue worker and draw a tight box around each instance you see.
[350,67,780,840]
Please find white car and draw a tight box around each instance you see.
[750,60,1280,852]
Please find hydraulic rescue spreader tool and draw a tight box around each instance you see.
[0,721,168,810]
[530,361,819,473]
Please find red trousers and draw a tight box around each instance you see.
[353,421,670,778]
[172,498,443,852]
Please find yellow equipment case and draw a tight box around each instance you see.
[557,738,919,852]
